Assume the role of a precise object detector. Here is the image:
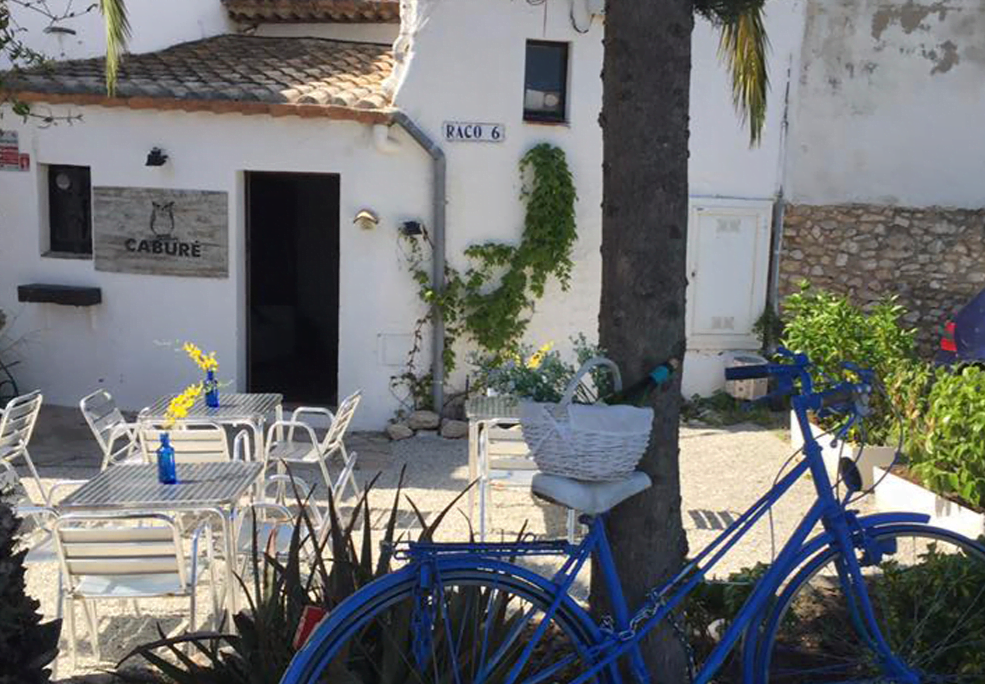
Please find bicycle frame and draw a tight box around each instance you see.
[401,386,926,684]
[515,388,921,684]
[283,355,937,684]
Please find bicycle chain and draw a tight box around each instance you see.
[599,590,697,684]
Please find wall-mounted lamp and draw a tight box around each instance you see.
[145,147,169,167]
[399,220,424,237]
[354,209,380,231]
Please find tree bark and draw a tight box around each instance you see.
[593,0,693,681]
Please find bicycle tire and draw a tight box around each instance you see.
[281,563,611,684]
[756,524,985,682]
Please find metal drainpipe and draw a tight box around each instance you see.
[391,111,446,413]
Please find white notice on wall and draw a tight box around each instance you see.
[443,121,505,143]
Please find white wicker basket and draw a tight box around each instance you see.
[519,357,653,481]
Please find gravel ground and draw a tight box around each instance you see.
[15,407,874,681]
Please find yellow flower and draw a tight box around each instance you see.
[526,342,554,369]
[183,342,219,372]
[164,383,203,428]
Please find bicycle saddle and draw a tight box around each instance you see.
[531,471,652,515]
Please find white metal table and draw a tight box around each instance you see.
[139,392,283,461]
[58,461,264,622]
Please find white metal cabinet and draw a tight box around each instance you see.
[685,198,773,350]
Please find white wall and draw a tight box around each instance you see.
[690,0,807,199]
[3,1,397,62]
[391,0,803,392]
[0,108,429,428]
[4,0,234,63]
[787,0,985,208]
[389,0,605,374]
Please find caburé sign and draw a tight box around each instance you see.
[93,187,229,278]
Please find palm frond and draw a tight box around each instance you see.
[696,0,770,146]
[99,0,131,96]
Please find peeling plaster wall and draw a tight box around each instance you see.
[788,0,985,207]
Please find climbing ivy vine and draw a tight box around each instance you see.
[394,143,577,409]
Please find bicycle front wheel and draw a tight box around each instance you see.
[758,524,985,682]
[282,564,610,684]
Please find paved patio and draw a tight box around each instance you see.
[14,405,872,681]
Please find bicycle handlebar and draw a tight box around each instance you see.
[725,349,873,421]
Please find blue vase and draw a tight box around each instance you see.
[157,433,177,484]
[205,369,219,408]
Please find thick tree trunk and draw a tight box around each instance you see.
[593,0,693,681]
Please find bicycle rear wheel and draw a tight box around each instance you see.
[281,564,609,684]
[758,524,985,682]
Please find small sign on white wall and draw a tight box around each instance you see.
[443,121,505,143]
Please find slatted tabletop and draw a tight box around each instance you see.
[465,395,520,421]
[59,462,263,510]
[139,392,283,423]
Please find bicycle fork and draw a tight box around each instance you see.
[828,513,920,684]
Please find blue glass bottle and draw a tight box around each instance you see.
[205,369,219,408]
[157,433,178,484]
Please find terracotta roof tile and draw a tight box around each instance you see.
[4,34,394,120]
[223,0,399,23]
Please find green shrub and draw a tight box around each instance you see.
[873,540,985,673]
[780,282,917,443]
[0,499,61,683]
[909,365,985,510]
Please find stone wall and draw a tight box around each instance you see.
[779,204,985,353]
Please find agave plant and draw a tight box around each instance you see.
[118,467,483,683]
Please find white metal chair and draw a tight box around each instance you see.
[264,390,362,502]
[0,390,46,503]
[80,390,142,470]
[232,431,325,560]
[478,421,577,543]
[234,475,329,563]
[53,512,218,668]
[2,460,56,566]
[138,420,238,464]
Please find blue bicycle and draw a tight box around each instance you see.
[282,352,985,683]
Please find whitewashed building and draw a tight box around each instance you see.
[0,0,835,426]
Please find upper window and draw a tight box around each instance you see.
[523,41,568,123]
[47,164,92,256]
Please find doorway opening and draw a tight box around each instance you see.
[246,172,340,405]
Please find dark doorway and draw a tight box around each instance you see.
[246,172,339,405]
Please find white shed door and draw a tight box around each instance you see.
[686,199,773,350]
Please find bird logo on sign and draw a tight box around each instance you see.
[150,201,176,239]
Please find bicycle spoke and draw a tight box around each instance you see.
[761,526,985,683]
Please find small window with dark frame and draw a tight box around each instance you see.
[47,164,92,256]
[523,41,568,123]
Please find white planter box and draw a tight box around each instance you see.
[789,411,897,490]
[873,466,985,539]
